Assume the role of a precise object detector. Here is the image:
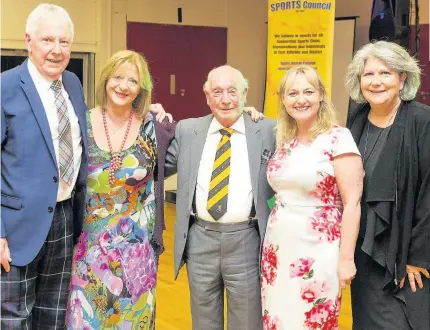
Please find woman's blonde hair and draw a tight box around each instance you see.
[96,50,153,117]
[276,65,336,148]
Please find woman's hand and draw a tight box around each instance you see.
[333,151,362,295]
[243,107,265,122]
[400,264,430,292]
[149,103,173,123]
[338,258,356,291]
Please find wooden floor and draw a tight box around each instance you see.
[156,203,353,329]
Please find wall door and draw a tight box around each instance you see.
[127,22,227,120]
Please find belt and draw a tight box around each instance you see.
[192,216,258,233]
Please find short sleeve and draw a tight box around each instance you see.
[332,127,361,157]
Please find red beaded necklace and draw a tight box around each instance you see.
[102,108,134,184]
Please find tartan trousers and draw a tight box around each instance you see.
[1,199,74,330]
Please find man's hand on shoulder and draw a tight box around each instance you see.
[0,237,11,273]
[243,107,265,122]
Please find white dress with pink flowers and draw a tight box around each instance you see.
[261,127,360,330]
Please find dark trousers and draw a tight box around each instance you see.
[351,239,429,330]
[1,199,74,330]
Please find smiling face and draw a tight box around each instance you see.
[25,16,72,80]
[205,67,247,127]
[106,62,140,110]
[360,56,405,108]
[282,73,321,127]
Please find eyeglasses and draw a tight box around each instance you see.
[210,89,239,98]
[111,75,139,88]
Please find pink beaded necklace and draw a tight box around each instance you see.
[102,108,134,184]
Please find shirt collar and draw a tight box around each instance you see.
[208,114,246,135]
[27,58,61,92]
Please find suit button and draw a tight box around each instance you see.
[48,206,54,213]
[183,233,187,239]
[53,176,58,183]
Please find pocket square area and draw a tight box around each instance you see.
[261,149,273,164]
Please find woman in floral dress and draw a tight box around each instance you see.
[261,66,363,329]
[66,50,175,329]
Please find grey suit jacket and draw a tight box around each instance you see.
[165,114,276,278]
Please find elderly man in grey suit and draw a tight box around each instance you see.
[165,65,276,330]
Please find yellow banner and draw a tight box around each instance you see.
[264,0,336,118]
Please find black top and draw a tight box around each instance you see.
[347,101,430,330]
[347,101,430,283]
[357,120,391,238]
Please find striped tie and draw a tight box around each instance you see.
[207,128,233,221]
[51,80,74,186]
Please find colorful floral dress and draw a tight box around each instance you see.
[261,127,360,330]
[66,112,158,330]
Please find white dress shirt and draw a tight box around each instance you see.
[28,59,82,201]
[196,115,253,223]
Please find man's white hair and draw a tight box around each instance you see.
[203,65,249,92]
[26,3,74,41]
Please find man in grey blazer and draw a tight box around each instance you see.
[165,65,276,330]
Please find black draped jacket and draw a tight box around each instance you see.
[347,100,430,287]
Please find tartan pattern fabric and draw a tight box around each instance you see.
[207,128,233,220]
[51,80,74,185]
[0,200,74,330]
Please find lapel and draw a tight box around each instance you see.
[349,102,407,202]
[20,59,57,166]
[62,72,88,156]
[348,103,369,146]
[244,115,263,207]
[188,114,213,208]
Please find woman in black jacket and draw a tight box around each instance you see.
[345,40,430,330]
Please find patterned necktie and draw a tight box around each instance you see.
[51,80,74,186]
[207,128,233,220]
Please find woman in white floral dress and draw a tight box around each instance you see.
[261,66,363,330]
